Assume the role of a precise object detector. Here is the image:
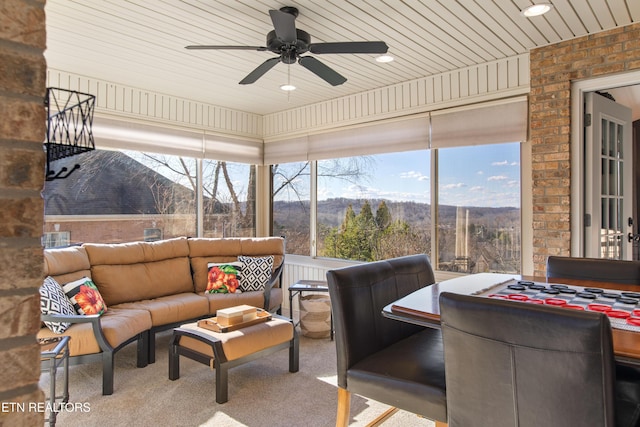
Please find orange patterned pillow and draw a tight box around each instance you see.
[63,277,107,315]
[206,262,242,294]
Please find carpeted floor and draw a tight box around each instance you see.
[40,329,436,427]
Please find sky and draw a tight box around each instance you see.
[317,142,521,208]
[130,141,521,210]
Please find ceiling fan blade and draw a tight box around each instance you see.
[185,45,268,51]
[269,9,297,43]
[239,57,280,85]
[309,41,388,54]
[298,56,346,86]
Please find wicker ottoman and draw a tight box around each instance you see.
[168,315,299,403]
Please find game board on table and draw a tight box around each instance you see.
[474,279,640,333]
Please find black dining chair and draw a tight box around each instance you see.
[546,255,640,427]
[439,291,640,427]
[327,254,447,427]
[546,255,640,286]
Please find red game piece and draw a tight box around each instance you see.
[587,303,612,312]
[508,294,529,301]
[562,304,585,310]
[606,310,631,319]
[632,309,640,317]
[488,294,508,299]
[545,298,567,306]
[627,317,640,327]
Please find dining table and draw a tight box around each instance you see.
[382,272,640,366]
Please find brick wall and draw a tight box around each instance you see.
[0,0,46,425]
[530,22,640,276]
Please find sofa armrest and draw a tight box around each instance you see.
[41,313,114,353]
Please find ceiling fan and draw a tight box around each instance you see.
[185,6,388,86]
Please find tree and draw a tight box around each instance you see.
[129,153,373,243]
[375,200,392,230]
[272,158,373,254]
[321,200,427,262]
[128,152,255,237]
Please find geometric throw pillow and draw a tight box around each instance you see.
[206,262,242,294]
[63,277,107,315]
[238,255,274,292]
[39,276,76,333]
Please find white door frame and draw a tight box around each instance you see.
[571,70,640,256]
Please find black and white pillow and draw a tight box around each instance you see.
[238,255,274,292]
[39,276,76,334]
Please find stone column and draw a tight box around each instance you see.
[0,0,47,425]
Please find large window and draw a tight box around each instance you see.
[43,149,255,246]
[271,144,521,273]
[202,160,256,238]
[272,151,432,262]
[317,151,431,261]
[437,143,521,273]
[272,161,311,255]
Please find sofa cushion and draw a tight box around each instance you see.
[84,237,193,305]
[188,237,284,293]
[239,238,284,271]
[178,318,293,361]
[206,262,242,294]
[113,293,209,326]
[36,308,152,357]
[205,290,266,315]
[238,255,274,292]
[44,246,92,285]
[39,276,76,333]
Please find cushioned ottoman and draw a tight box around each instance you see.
[168,315,299,403]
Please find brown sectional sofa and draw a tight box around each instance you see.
[38,236,285,395]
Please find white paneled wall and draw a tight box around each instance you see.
[47,54,529,151]
[263,54,530,142]
[280,255,465,314]
[280,255,359,314]
[47,69,263,140]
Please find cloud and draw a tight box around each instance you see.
[491,160,520,167]
[487,175,508,181]
[442,182,466,189]
[338,184,429,203]
[400,171,429,181]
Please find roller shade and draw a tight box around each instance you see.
[264,135,309,164]
[263,96,528,164]
[93,116,204,158]
[93,116,263,164]
[307,115,430,161]
[203,134,262,164]
[430,97,528,148]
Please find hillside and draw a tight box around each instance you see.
[274,198,520,230]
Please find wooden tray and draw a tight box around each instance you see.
[197,309,272,333]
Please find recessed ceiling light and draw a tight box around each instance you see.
[375,54,394,63]
[521,3,553,17]
[280,84,296,91]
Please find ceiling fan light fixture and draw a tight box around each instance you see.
[188,6,388,86]
[375,54,394,63]
[521,3,553,17]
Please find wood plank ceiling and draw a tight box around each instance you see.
[45,0,640,116]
